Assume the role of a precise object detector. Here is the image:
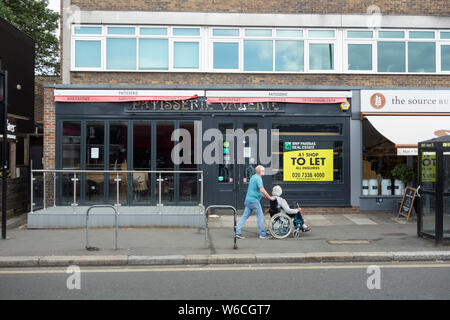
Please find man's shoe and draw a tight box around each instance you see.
[302,225,311,232]
[235,234,245,239]
[259,234,272,239]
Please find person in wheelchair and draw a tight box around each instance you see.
[270,185,311,232]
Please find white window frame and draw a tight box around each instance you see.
[376,32,407,74]
[407,39,437,73]
[172,39,202,71]
[106,25,136,36]
[139,26,168,37]
[137,26,170,71]
[71,36,104,71]
[70,24,450,75]
[171,27,203,71]
[242,33,275,73]
[305,28,339,73]
[244,28,273,37]
[273,29,305,73]
[210,39,241,72]
[105,36,138,71]
[437,33,450,73]
[344,41,376,73]
[306,40,337,73]
[72,25,104,36]
[275,28,304,38]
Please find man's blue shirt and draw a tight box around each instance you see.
[245,174,264,203]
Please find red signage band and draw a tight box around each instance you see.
[55,95,199,103]
[206,97,348,104]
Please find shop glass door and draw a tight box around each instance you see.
[236,122,260,206]
[210,119,266,208]
[84,121,105,204]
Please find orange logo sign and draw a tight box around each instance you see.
[370,93,386,109]
[434,130,450,137]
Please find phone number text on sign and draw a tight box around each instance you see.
[283,149,334,182]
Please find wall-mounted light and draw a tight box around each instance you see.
[16,84,22,90]
[340,101,350,112]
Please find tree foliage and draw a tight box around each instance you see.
[0,0,60,75]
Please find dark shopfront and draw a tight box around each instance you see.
[54,90,352,209]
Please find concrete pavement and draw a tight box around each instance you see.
[1,211,449,267]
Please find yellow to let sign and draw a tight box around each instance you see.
[283,149,334,182]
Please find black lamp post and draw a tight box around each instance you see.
[0,70,7,240]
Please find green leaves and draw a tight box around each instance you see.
[391,163,415,186]
[0,0,60,75]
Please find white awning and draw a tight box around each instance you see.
[365,116,450,146]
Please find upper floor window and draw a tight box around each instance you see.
[71,25,450,74]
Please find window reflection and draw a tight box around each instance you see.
[309,43,334,70]
[179,122,198,203]
[133,122,151,203]
[348,44,372,71]
[109,122,128,204]
[218,123,234,183]
[408,42,435,72]
[244,40,273,71]
[85,122,104,203]
[378,41,405,72]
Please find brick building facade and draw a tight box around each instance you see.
[38,0,450,216]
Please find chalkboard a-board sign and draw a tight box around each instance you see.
[397,187,417,223]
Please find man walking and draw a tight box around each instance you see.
[235,165,274,239]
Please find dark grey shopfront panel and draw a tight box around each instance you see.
[56,99,351,208]
[268,116,350,207]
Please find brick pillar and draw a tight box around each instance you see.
[43,87,56,207]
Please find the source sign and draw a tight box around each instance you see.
[361,90,450,113]
[283,142,334,182]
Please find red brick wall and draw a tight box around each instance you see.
[71,72,450,88]
[71,0,450,15]
[35,76,60,124]
[43,87,55,171]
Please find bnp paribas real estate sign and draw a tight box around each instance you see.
[283,141,334,182]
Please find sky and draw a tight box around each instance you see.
[47,0,60,37]
[47,0,60,14]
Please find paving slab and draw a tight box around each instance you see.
[1,212,449,268]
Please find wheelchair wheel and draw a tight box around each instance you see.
[293,229,301,238]
[269,213,293,239]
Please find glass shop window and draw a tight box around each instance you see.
[62,121,81,169]
[362,119,415,196]
[272,123,343,184]
[218,123,234,183]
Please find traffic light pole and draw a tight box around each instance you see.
[1,70,7,240]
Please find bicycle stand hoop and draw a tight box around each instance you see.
[203,205,238,250]
[86,205,119,250]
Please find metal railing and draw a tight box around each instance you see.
[30,169,204,214]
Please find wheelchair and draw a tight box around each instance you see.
[268,202,307,239]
